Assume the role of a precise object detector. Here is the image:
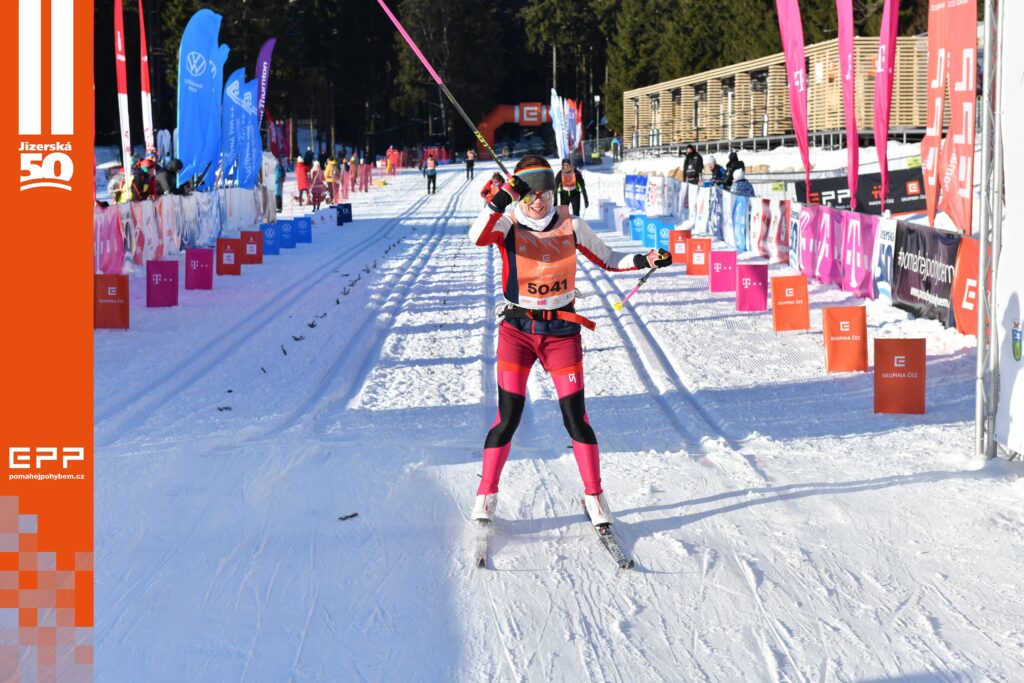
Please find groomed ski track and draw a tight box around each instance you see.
[95,163,1024,681]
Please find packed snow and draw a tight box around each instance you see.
[94,159,1024,681]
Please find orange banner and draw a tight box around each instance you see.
[2,0,95,677]
[771,274,810,332]
[823,306,868,372]
[687,238,711,276]
[874,338,927,414]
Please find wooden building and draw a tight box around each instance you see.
[622,36,932,151]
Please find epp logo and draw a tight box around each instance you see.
[9,447,85,470]
[186,51,207,77]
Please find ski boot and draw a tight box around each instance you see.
[582,493,614,527]
[471,493,498,522]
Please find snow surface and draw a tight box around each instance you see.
[95,161,1024,681]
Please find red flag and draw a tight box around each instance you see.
[114,0,132,183]
[138,0,155,153]
[937,0,978,233]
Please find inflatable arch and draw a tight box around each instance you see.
[476,103,552,159]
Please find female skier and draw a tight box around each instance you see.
[468,155,672,527]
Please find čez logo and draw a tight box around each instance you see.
[839,321,851,332]
[9,447,84,470]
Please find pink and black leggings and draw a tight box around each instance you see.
[477,323,602,496]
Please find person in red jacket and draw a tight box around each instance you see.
[294,156,310,205]
[467,155,672,528]
[479,172,503,205]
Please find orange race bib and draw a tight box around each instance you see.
[512,210,577,309]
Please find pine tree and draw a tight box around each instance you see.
[606,0,668,134]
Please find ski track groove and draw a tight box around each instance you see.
[94,171,463,448]
[240,173,473,441]
[578,256,746,448]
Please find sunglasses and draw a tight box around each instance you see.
[520,190,554,203]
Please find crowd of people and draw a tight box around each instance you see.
[105,151,191,205]
[682,145,755,196]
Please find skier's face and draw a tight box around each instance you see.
[522,190,553,218]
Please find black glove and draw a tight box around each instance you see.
[633,248,672,269]
[487,175,532,212]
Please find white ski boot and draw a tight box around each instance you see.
[471,493,498,522]
[582,493,614,526]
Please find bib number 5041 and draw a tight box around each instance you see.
[527,279,568,296]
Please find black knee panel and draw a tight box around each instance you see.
[558,390,597,444]
[485,388,526,448]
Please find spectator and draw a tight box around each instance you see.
[466,149,476,179]
[706,156,727,186]
[310,160,327,210]
[303,147,313,167]
[274,158,286,211]
[325,157,338,203]
[725,151,745,190]
[554,158,589,217]
[730,168,755,197]
[129,157,156,201]
[425,154,437,194]
[480,172,503,205]
[154,158,184,196]
[294,155,310,205]
[683,144,704,185]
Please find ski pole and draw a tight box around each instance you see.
[376,0,511,177]
[613,267,657,311]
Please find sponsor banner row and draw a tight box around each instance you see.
[93,186,276,274]
[794,166,927,215]
[615,175,979,336]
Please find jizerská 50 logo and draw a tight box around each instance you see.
[18,0,75,191]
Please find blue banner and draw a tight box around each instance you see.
[657,220,672,251]
[630,214,646,242]
[198,44,229,191]
[220,68,245,183]
[294,216,312,244]
[261,223,279,255]
[236,79,261,189]
[633,176,647,211]
[278,220,296,249]
[643,218,657,249]
[176,10,224,187]
[337,203,352,224]
[732,195,750,252]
